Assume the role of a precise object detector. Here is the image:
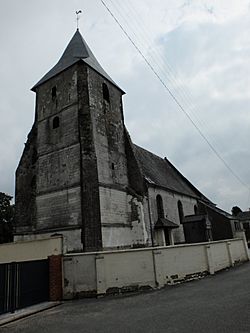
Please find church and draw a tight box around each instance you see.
[14,29,234,252]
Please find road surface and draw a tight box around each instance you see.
[2,262,250,332]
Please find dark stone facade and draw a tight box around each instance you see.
[15,54,132,251]
[15,125,37,232]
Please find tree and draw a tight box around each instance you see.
[0,192,14,244]
[231,206,242,217]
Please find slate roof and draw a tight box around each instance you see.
[133,144,210,201]
[200,201,233,219]
[155,218,179,229]
[32,29,123,92]
[183,215,206,223]
[237,211,250,221]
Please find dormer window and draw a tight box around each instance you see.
[52,86,57,100]
[52,116,59,129]
[102,83,110,103]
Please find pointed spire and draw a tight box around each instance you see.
[32,30,123,92]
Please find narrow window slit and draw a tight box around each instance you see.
[52,86,57,100]
[102,83,110,103]
[53,116,60,129]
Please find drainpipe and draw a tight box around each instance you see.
[147,189,160,288]
[147,187,155,247]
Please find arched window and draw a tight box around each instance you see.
[102,83,110,103]
[156,194,164,219]
[52,86,57,100]
[31,149,37,165]
[52,116,60,129]
[30,175,36,188]
[194,205,198,215]
[178,200,184,223]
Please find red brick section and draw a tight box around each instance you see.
[49,255,62,301]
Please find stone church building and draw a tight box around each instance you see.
[15,29,230,253]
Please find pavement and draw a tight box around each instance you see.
[0,302,61,326]
[1,262,250,332]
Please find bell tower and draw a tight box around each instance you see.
[15,29,131,252]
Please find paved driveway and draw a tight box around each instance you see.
[2,262,250,333]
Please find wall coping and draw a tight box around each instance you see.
[0,235,63,248]
[64,238,244,257]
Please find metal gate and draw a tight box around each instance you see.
[0,259,49,315]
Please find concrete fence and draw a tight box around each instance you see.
[0,236,63,263]
[0,236,63,302]
[63,237,249,299]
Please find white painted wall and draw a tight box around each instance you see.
[147,187,198,244]
[14,228,82,253]
[64,254,96,299]
[0,236,63,263]
[63,237,249,298]
[101,226,135,249]
[99,187,130,225]
[209,241,230,271]
[99,186,149,249]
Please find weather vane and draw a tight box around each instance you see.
[76,10,82,30]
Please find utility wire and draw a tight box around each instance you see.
[112,0,250,208]
[109,0,224,152]
[101,0,250,191]
[113,0,214,137]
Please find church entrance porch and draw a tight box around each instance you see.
[154,217,179,246]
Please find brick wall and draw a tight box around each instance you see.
[49,254,62,301]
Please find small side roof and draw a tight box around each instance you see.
[183,215,206,223]
[155,218,179,229]
[200,201,234,219]
[32,29,124,92]
[133,144,210,201]
[237,211,250,221]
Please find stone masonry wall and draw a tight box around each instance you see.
[34,64,82,233]
[87,67,150,249]
[88,68,128,188]
[15,125,37,232]
[78,64,102,251]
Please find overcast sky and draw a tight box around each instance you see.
[1,0,250,212]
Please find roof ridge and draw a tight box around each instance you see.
[133,143,211,202]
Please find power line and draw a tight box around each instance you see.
[112,0,215,138]
[101,0,250,192]
[110,0,250,209]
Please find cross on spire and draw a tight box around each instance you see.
[76,10,82,30]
